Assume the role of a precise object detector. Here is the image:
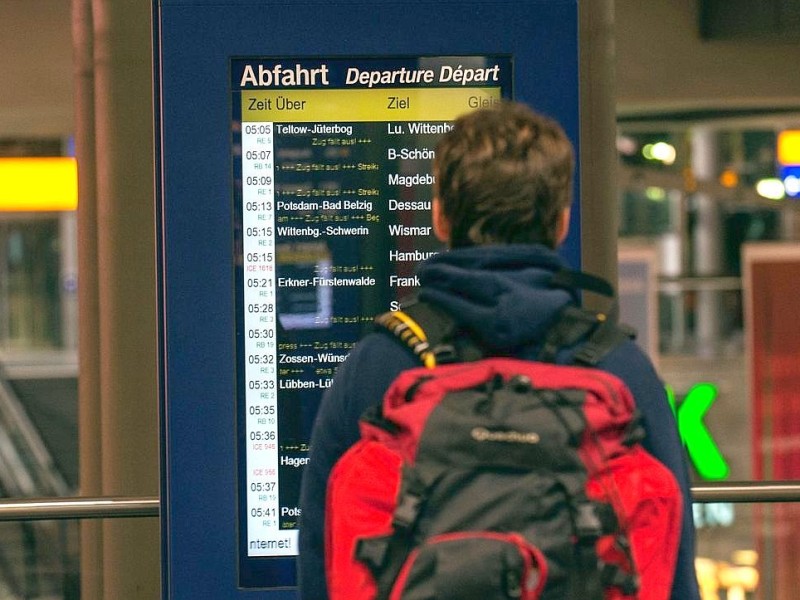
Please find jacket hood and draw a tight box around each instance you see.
[416,244,578,352]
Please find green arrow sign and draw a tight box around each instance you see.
[667,383,730,481]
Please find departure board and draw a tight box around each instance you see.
[232,55,512,586]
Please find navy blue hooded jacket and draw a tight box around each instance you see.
[298,244,700,600]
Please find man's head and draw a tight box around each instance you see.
[432,101,574,249]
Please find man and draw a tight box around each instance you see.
[298,101,700,599]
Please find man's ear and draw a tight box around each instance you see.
[555,207,571,246]
[432,197,451,243]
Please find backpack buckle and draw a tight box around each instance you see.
[575,502,603,542]
[432,343,459,365]
[392,492,423,531]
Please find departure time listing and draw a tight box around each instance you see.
[235,56,511,559]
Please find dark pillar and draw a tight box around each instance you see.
[578,0,619,293]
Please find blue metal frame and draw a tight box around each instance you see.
[153,1,580,597]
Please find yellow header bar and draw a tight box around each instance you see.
[0,157,78,212]
[241,88,502,122]
[778,130,800,166]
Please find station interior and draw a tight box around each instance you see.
[2,1,800,598]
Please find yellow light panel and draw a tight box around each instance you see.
[0,157,78,211]
[778,130,800,166]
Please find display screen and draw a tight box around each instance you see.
[232,55,513,587]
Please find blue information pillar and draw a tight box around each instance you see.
[153,1,580,598]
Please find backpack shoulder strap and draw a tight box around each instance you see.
[374,296,483,368]
[539,269,636,366]
[573,314,636,366]
[375,269,636,368]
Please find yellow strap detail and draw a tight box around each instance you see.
[389,310,437,368]
[420,351,437,369]
[391,310,429,344]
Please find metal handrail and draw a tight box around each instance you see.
[0,496,159,521]
[691,481,800,503]
[0,483,798,522]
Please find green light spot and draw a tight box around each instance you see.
[670,383,730,481]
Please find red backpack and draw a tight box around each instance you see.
[325,280,682,600]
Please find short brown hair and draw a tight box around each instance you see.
[434,101,574,248]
